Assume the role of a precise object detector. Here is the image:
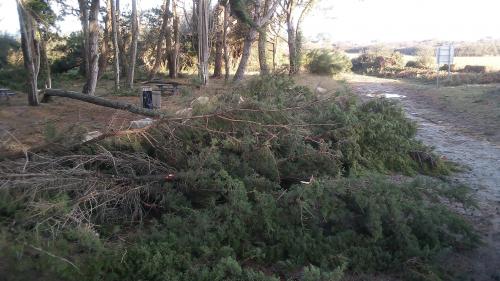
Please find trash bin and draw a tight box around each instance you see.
[141,87,153,109]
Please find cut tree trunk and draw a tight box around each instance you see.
[17,0,39,106]
[126,0,138,89]
[42,89,165,118]
[83,0,100,95]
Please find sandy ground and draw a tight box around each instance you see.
[347,74,500,281]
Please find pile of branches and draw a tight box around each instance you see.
[1,75,447,232]
[0,75,472,281]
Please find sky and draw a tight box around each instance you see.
[1,0,500,43]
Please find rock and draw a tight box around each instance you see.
[83,131,103,142]
[129,118,154,129]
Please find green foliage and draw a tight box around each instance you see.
[0,67,26,90]
[406,60,419,68]
[0,33,20,69]
[306,49,352,75]
[225,0,257,28]
[50,32,84,74]
[0,76,477,280]
[352,52,405,74]
[0,176,477,280]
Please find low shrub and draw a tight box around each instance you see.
[439,64,457,72]
[462,65,488,73]
[306,49,352,75]
[406,60,419,68]
[352,52,404,74]
[0,67,27,91]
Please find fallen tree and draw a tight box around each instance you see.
[41,89,168,118]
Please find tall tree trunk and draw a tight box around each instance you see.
[110,0,120,89]
[40,31,51,89]
[197,0,209,85]
[98,2,112,80]
[223,3,230,81]
[233,0,277,81]
[83,0,100,95]
[170,0,180,78]
[150,0,170,79]
[127,0,138,89]
[258,26,269,75]
[16,0,39,106]
[165,6,173,78]
[212,4,223,78]
[78,0,89,76]
[287,19,298,75]
[233,29,257,81]
[116,0,128,80]
[258,0,271,75]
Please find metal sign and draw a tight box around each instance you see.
[436,45,454,65]
[435,45,454,87]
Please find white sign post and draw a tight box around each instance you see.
[436,45,454,87]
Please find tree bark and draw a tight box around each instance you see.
[98,1,112,80]
[258,26,270,75]
[165,4,174,78]
[212,4,223,78]
[258,0,271,75]
[110,0,120,89]
[223,3,230,81]
[83,0,100,95]
[116,0,128,80]
[287,21,298,75]
[150,0,170,79]
[77,0,90,76]
[170,0,180,78]
[16,0,39,106]
[40,30,52,89]
[197,0,209,85]
[126,0,138,89]
[233,0,278,81]
[233,29,257,81]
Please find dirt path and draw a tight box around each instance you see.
[346,74,500,281]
